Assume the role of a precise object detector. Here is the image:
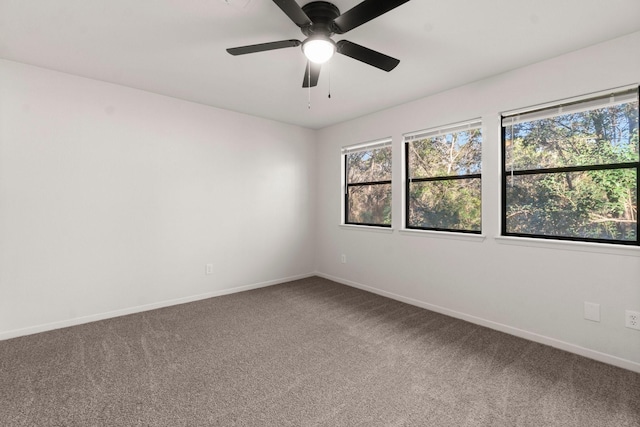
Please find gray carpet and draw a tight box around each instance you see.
[1,276,639,426]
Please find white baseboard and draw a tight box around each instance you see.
[314,271,640,374]
[0,272,315,341]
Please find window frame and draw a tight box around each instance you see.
[342,139,393,228]
[404,120,483,234]
[500,86,640,246]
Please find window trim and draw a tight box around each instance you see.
[404,119,483,234]
[500,86,640,246]
[495,235,640,257]
[342,138,393,228]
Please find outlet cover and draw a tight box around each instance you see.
[206,264,213,275]
[584,302,600,322]
[626,310,640,330]
[341,254,347,264]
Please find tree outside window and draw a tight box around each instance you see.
[405,121,482,233]
[344,142,392,227]
[502,88,639,244]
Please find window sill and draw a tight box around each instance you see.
[399,229,486,242]
[339,224,394,234]
[494,236,640,257]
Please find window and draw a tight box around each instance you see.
[502,87,639,245]
[405,120,482,233]
[343,139,392,227]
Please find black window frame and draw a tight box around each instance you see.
[404,121,483,234]
[501,87,640,246]
[343,140,392,228]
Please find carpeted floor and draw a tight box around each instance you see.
[1,276,639,426]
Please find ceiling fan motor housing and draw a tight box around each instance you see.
[227,0,408,87]
[300,1,341,37]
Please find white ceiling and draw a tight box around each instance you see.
[1,0,639,129]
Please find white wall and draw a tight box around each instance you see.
[0,59,316,338]
[315,32,640,372]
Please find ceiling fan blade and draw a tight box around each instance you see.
[226,39,301,55]
[302,61,321,88]
[336,40,400,71]
[273,0,313,28]
[332,0,411,34]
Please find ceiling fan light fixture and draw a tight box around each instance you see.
[227,0,410,87]
[302,37,336,64]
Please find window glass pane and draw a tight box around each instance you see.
[408,179,481,231]
[408,129,481,178]
[506,169,637,241]
[505,102,639,171]
[347,146,392,183]
[347,184,392,225]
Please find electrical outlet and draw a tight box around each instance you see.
[341,254,347,264]
[206,264,213,275]
[626,310,640,330]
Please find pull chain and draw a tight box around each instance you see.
[327,60,331,99]
[308,61,311,109]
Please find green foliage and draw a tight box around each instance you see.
[409,180,481,231]
[346,147,392,225]
[505,102,639,241]
[347,147,392,183]
[348,184,392,225]
[408,129,482,231]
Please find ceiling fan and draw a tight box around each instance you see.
[226,0,411,88]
